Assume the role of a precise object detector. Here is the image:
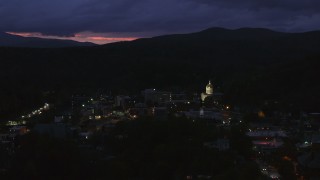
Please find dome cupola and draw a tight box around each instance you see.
[206,81,213,94]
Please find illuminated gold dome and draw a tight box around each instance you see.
[206,81,213,95]
[206,81,213,88]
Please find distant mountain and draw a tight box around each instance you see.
[97,27,320,65]
[0,32,96,48]
[139,27,289,41]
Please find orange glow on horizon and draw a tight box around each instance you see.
[90,36,137,41]
[5,31,138,44]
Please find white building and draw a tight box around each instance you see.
[201,81,214,101]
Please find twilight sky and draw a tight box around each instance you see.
[1,0,320,44]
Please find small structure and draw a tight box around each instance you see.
[54,111,72,123]
[204,139,230,151]
[9,126,28,135]
[115,95,131,109]
[128,103,150,118]
[152,107,168,120]
[246,130,287,138]
[34,123,72,138]
[0,134,10,142]
[252,138,284,152]
[142,89,171,105]
[184,108,222,121]
[298,135,320,179]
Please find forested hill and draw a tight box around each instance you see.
[1,27,320,119]
[99,27,320,61]
[0,32,95,48]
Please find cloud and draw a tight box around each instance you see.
[1,0,320,38]
[7,31,138,44]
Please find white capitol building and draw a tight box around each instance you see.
[201,80,214,101]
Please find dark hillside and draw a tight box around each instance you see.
[1,28,320,119]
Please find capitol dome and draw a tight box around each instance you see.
[206,81,213,88]
[206,81,213,95]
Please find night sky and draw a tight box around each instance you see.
[1,0,320,44]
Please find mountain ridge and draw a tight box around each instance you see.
[104,27,297,44]
[0,32,96,48]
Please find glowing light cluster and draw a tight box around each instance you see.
[20,103,50,120]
